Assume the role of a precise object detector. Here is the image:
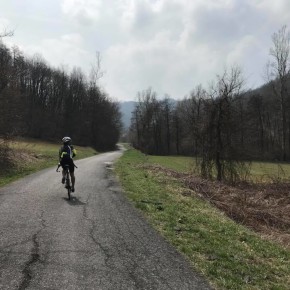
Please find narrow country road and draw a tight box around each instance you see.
[0,148,212,290]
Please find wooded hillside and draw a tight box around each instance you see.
[0,41,122,150]
[129,27,290,166]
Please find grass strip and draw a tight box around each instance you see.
[115,148,290,290]
[0,138,97,187]
[145,154,290,182]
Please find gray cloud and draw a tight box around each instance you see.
[1,0,290,101]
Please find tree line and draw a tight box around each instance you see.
[129,26,290,182]
[0,41,122,150]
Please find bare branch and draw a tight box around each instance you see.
[90,51,105,86]
[0,28,14,38]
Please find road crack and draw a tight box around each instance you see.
[18,233,40,290]
[17,211,47,290]
[82,192,113,267]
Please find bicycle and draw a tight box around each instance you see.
[56,163,77,200]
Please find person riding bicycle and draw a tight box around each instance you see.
[59,136,77,192]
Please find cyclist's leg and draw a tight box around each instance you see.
[60,161,65,183]
[69,160,75,191]
[70,172,75,188]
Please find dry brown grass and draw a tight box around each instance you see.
[147,164,290,249]
[0,139,40,174]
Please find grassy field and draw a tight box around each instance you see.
[148,154,290,182]
[0,138,97,187]
[146,155,196,173]
[250,161,290,182]
[115,148,290,290]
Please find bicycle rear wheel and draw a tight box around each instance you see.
[67,186,71,200]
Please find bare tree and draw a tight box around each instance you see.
[172,106,181,154]
[0,39,121,151]
[160,95,174,155]
[268,25,290,160]
[90,51,105,86]
[0,28,14,38]
[197,66,247,183]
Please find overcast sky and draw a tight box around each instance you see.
[1,0,289,101]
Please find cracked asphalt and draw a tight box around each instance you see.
[0,149,212,290]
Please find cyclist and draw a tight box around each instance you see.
[59,136,77,192]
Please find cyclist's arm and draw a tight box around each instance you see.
[59,147,62,162]
[72,147,77,158]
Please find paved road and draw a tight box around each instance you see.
[0,149,212,290]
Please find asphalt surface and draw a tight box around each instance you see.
[0,149,213,290]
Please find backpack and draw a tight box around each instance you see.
[59,144,74,161]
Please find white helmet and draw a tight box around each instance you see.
[62,136,71,144]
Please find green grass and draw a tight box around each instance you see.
[140,153,290,182]
[0,138,97,187]
[115,148,290,290]
[147,155,195,173]
[250,161,290,182]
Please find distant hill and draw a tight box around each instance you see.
[119,101,137,129]
[119,99,177,129]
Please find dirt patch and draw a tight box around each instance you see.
[147,165,290,249]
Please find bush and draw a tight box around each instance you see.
[0,137,14,173]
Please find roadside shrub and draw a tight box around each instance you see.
[0,137,14,173]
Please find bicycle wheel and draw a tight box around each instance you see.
[67,185,71,200]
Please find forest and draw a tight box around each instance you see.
[129,26,290,182]
[1,25,290,184]
[0,38,122,151]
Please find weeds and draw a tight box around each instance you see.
[0,136,14,173]
[0,137,97,187]
[116,148,290,289]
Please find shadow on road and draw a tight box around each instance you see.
[62,196,86,206]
